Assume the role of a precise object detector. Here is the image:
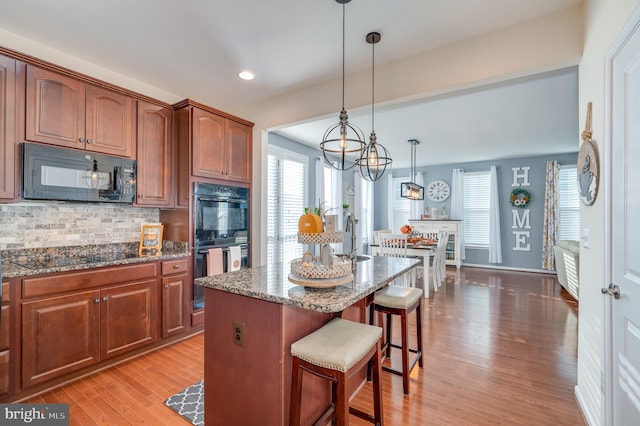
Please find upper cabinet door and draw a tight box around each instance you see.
[136,101,172,207]
[192,107,225,180]
[85,84,135,157]
[225,120,251,183]
[26,65,85,149]
[26,65,135,158]
[0,55,19,201]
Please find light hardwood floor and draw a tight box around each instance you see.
[24,267,585,425]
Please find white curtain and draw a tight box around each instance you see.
[488,165,502,263]
[409,172,424,219]
[450,168,465,260]
[354,171,373,255]
[387,173,394,231]
[542,161,560,270]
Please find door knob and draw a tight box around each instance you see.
[601,283,621,299]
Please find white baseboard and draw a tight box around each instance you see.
[575,384,598,425]
[460,263,557,275]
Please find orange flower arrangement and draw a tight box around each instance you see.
[400,224,414,234]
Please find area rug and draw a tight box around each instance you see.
[164,380,204,425]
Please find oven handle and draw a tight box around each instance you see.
[196,244,248,254]
[196,196,247,204]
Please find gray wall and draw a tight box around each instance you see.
[374,152,578,271]
[269,132,576,271]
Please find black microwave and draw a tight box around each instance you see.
[22,142,136,203]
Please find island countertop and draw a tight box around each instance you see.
[194,255,421,313]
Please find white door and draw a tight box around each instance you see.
[610,8,640,424]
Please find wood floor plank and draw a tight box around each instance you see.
[21,268,585,425]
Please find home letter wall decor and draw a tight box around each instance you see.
[511,167,531,251]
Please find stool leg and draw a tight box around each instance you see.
[416,301,424,368]
[289,356,303,426]
[371,340,384,426]
[385,313,392,358]
[400,310,410,395]
[336,372,348,426]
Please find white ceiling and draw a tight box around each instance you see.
[0,0,581,168]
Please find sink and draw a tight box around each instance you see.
[336,254,370,262]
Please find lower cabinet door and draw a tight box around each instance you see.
[22,290,101,388]
[162,274,187,338]
[100,279,158,360]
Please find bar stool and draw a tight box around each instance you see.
[289,317,384,426]
[369,285,423,395]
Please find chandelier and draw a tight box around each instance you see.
[400,139,424,200]
[358,31,392,181]
[320,0,366,171]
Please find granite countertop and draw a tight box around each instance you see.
[195,256,421,313]
[1,242,190,279]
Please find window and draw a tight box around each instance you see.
[391,176,410,231]
[267,147,307,266]
[559,165,580,241]
[463,171,491,247]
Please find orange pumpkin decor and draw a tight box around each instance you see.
[400,225,413,234]
[298,210,323,233]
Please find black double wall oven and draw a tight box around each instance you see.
[193,183,249,310]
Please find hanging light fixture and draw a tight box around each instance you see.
[358,31,392,181]
[401,139,424,200]
[320,0,366,171]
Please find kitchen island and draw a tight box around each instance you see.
[195,256,420,425]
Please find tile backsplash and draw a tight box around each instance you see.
[0,202,160,250]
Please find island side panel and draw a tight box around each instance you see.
[204,288,334,425]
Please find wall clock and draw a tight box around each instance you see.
[426,180,450,202]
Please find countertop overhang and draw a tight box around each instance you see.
[195,256,421,313]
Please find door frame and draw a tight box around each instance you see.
[603,4,640,425]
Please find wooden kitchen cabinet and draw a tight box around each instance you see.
[100,280,158,360]
[0,280,11,398]
[21,290,101,388]
[0,55,21,202]
[136,101,173,206]
[161,258,189,338]
[191,106,252,183]
[20,263,158,388]
[26,65,135,158]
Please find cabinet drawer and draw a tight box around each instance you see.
[438,223,458,231]
[1,281,8,303]
[0,349,8,397]
[22,262,158,299]
[161,258,189,276]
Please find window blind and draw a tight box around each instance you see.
[392,176,410,230]
[463,171,491,247]
[559,165,580,241]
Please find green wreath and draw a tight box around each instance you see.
[510,188,531,208]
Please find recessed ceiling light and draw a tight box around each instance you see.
[238,71,254,81]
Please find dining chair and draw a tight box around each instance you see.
[432,231,449,288]
[378,233,416,287]
[373,229,392,245]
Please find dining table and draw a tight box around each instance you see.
[370,241,437,297]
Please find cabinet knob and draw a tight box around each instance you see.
[86,139,93,144]
[102,296,108,302]
[164,284,169,289]
[94,298,100,303]
[79,138,85,143]
[173,265,180,269]
[138,195,143,198]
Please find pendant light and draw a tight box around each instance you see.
[82,159,109,189]
[400,139,424,200]
[358,31,392,181]
[320,0,366,171]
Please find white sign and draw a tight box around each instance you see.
[511,167,531,251]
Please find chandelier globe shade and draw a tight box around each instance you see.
[320,0,365,171]
[358,31,392,181]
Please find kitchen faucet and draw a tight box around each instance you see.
[345,213,356,267]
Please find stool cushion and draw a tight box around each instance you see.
[291,318,382,373]
[374,285,423,309]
